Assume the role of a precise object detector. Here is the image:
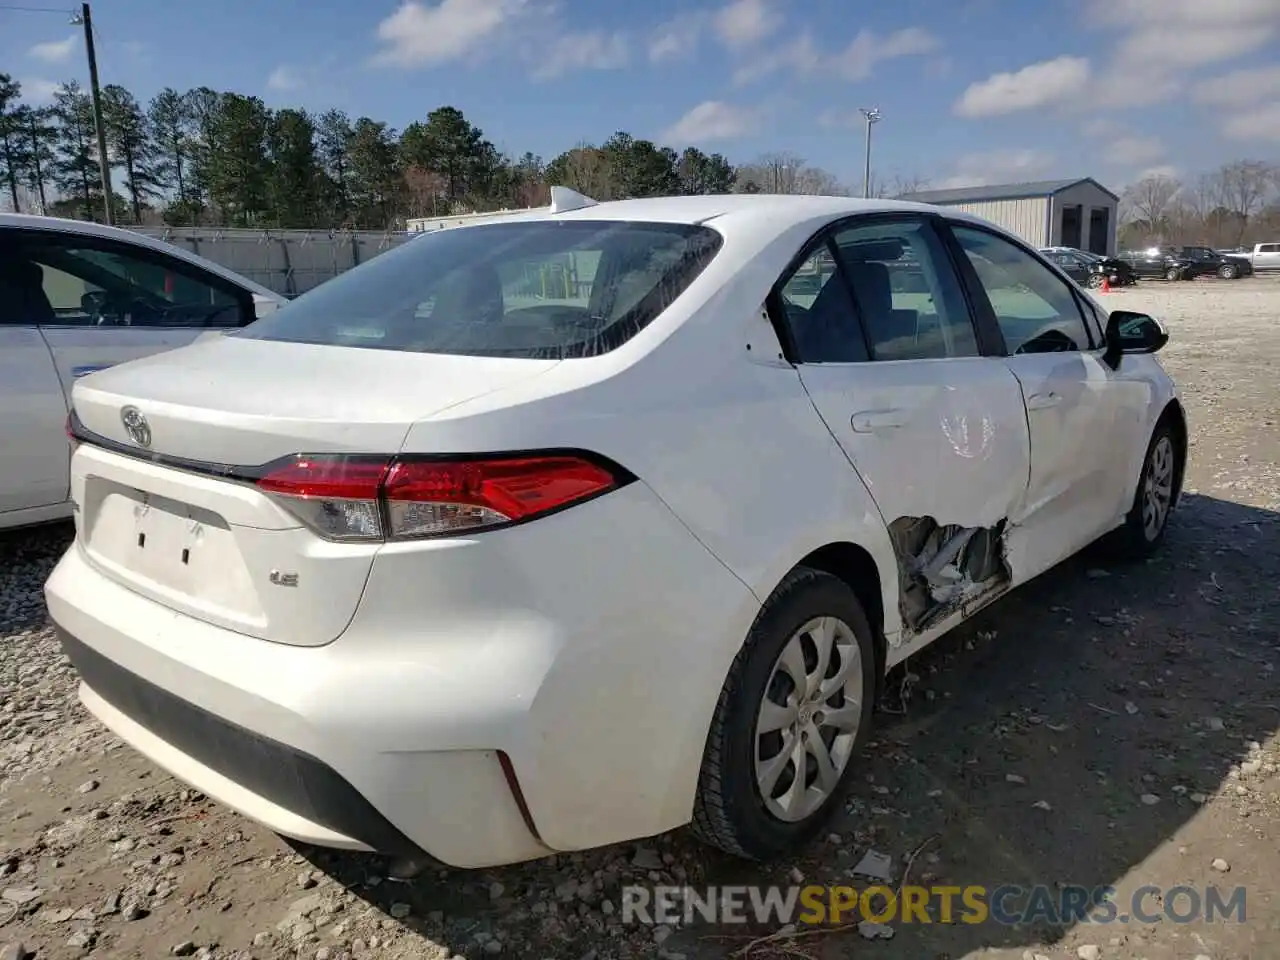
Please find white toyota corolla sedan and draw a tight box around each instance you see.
[46,190,1185,869]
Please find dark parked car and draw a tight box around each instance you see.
[1040,247,1137,288]
[1115,247,1219,281]
[1176,245,1252,278]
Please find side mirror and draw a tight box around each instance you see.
[1102,310,1169,370]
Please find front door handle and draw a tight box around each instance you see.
[1026,391,1062,411]
[851,408,908,433]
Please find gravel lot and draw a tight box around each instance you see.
[3,275,1279,960]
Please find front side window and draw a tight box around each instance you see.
[243,220,722,359]
[832,218,978,361]
[5,235,247,328]
[951,225,1093,355]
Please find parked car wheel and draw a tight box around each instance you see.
[691,566,877,861]
[1111,420,1181,559]
[1218,263,1238,280]
[1164,266,1183,281]
[1087,273,1106,289]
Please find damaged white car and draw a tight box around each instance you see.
[47,191,1184,869]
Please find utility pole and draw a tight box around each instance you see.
[71,2,113,224]
[860,108,880,199]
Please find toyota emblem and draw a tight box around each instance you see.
[120,406,152,448]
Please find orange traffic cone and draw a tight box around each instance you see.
[1100,275,1111,294]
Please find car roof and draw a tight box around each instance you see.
[452,193,968,230]
[0,212,286,304]
[427,194,1036,258]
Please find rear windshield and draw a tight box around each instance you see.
[240,220,722,359]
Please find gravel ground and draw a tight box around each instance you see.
[2,274,1279,960]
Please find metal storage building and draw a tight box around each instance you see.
[899,178,1120,256]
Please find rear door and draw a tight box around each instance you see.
[13,228,255,395]
[945,222,1132,573]
[778,214,1031,631]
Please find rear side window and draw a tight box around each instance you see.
[242,220,722,359]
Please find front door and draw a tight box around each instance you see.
[777,215,1032,632]
[0,326,69,515]
[13,228,255,398]
[947,223,1130,574]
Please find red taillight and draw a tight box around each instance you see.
[256,453,623,541]
[256,457,390,500]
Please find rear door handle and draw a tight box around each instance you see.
[851,408,908,433]
[1026,391,1062,411]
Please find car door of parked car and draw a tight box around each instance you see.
[1045,251,1089,285]
[777,214,1032,583]
[1118,251,1158,279]
[0,323,69,517]
[12,228,257,398]
[947,223,1132,573]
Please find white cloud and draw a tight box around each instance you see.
[649,13,702,62]
[1117,25,1271,68]
[18,78,60,105]
[532,30,628,79]
[954,56,1090,118]
[733,27,939,87]
[28,36,77,63]
[712,0,782,48]
[938,149,1054,188]
[267,66,304,92]
[372,0,523,68]
[1086,0,1280,104]
[1106,135,1165,166]
[1082,117,1120,138]
[831,27,941,80]
[1136,164,1179,181]
[1222,102,1280,142]
[1193,64,1280,105]
[731,33,818,86]
[662,101,760,143]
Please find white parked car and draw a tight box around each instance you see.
[0,213,286,530]
[45,191,1186,869]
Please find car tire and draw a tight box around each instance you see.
[1218,264,1237,279]
[1164,266,1182,281]
[1087,273,1106,288]
[691,566,876,861]
[1110,419,1181,559]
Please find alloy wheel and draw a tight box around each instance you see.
[1142,435,1175,540]
[754,616,863,822]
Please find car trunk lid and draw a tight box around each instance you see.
[70,336,559,646]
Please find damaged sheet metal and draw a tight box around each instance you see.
[888,515,1011,633]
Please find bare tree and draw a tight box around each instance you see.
[869,173,930,198]
[1215,160,1272,245]
[734,152,848,195]
[1121,174,1181,236]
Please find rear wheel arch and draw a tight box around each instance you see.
[792,542,887,694]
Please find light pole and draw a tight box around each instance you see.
[860,107,881,199]
[69,2,113,224]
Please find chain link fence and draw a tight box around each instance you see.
[126,226,410,297]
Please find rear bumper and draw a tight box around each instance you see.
[45,480,760,867]
[58,627,421,857]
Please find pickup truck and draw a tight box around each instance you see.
[1246,242,1280,271]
